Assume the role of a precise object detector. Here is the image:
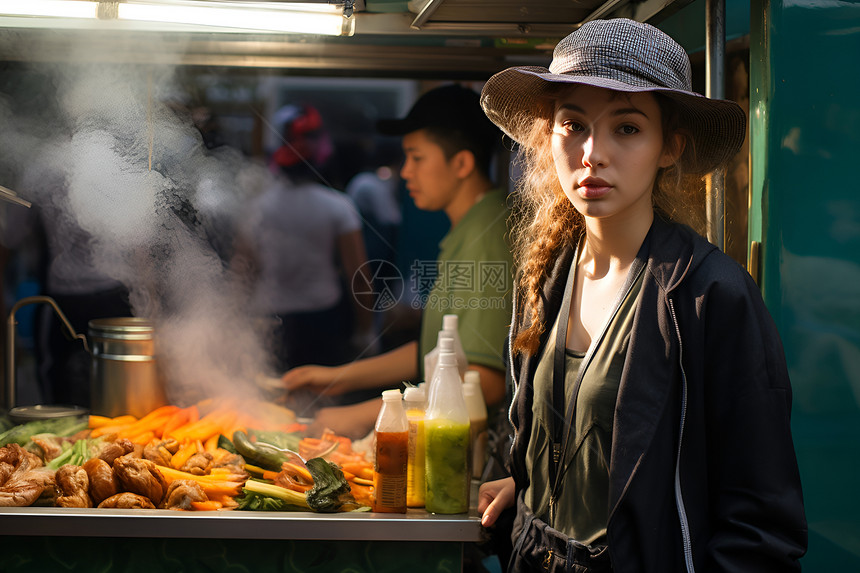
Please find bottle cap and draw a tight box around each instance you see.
[438,336,454,352]
[442,314,458,331]
[381,389,402,401]
[438,351,457,367]
[403,386,426,403]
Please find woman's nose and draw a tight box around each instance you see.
[582,133,606,168]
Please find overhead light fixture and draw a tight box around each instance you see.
[0,0,355,36]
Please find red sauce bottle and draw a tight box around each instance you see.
[373,389,408,513]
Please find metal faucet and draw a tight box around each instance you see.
[4,296,89,411]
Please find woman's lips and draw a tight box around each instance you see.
[578,177,612,199]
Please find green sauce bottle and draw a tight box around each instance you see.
[424,349,471,514]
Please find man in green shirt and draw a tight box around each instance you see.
[282,84,513,438]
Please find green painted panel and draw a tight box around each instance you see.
[657,0,750,54]
[750,0,860,569]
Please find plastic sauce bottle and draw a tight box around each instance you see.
[423,330,453,386]
[403,386,426,508]
[423,314,468,381]
[373,389,408,513]
[424,350,471,514]
[463,370,488,480]
[442,314,468,377]
[425,335,456,398]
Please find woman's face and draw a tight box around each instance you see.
[551,85,676,223]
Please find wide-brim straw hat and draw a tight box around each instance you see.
[480,18,746,174]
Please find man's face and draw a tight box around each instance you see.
[400,129,461,212]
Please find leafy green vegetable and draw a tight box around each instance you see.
[237,490,307,512]
[237,479,309,511]
[46,438,92,470]
[305,457,356,513]
[0,416,88,447]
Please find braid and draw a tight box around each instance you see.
[508,105,584,355]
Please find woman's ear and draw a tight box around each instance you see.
[451,149,476,179]
[658,133,686,168]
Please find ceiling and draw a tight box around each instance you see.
[0,0,693,77]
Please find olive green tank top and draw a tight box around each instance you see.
[524,266,644,546]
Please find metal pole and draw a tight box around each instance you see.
[705,0,726,250]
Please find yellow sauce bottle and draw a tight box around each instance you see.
[404,386,426,508]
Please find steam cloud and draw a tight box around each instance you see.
[0,55,280,405]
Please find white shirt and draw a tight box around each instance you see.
[240,180,361,314]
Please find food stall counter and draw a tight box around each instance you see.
[0,505,483,541]
[0,502,485,573]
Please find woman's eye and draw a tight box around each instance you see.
[561,120,585,133]
[618,124,639,135]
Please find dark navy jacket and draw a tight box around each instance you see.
[507,216,807,572]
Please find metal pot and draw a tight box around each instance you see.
[3,296,166,419]
[88,317,167,419]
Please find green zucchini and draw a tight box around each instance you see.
[232,430,289,472]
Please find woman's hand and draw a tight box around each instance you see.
[281,365,349,396]
[477,476,516,527]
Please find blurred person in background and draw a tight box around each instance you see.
[2,162,132,409]
[282,84,513,438]
[233,104,374,387]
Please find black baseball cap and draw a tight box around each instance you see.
[377,84,498,140]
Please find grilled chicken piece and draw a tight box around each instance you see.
[98,492,156,509]
[143,441,174,467]
[31,436,64,462]
[162,479,207,510]
[97,439,136,466]
[55,465,92,508]
[0,462,13,485]
[180,452,214,476]
[0,444,56,507]
[113,455,168,506]
[210,450,247,476]
[82,457,119,505]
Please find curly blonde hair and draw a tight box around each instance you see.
[510,90,704,356]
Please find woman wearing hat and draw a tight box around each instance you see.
[477,18,806,572]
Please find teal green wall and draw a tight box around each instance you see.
[658,0,750,53]
[750,0,860,569]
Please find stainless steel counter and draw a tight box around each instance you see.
[0,506,484,541]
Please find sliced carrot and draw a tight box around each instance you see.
[340,462,373,478]
[204,434,221,453]
[171,441,198,469]
[161,409,191,439]
[186,405,199,424]
[89,414,137,429]
[130,430,155,444]
[116,407,180,440]
[191,500,222,511]
[158,466,244,498]
[352,476,374,487]
[90,423,135,438]
[349,483,373,506]
[282,462,313,484]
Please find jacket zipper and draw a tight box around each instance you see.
[667,297,695,573]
